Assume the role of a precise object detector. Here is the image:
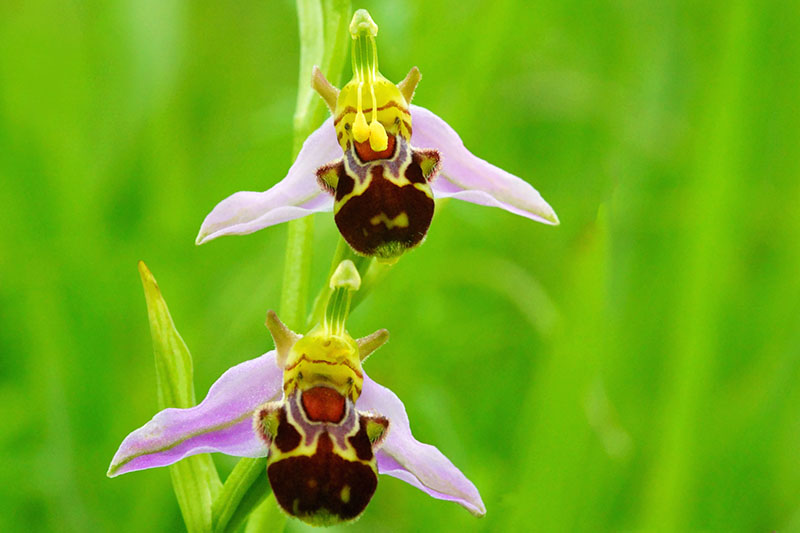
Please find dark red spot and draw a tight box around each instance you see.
[354,135,396,162]
[274,406,302,453]
[268,432,378,525]
[302,387,346,423]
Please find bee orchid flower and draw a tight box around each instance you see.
[108,262,485,525]
[196,9,558,259]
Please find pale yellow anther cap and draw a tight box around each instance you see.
[353,112,370,143]
[368,121,388,151]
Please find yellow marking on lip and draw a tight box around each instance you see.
[369,212,409,229]
[334,150,420,211]
[413,182,435,197]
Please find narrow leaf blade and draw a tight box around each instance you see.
[139,261,222,532]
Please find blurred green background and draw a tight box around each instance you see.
[2,0,799,531]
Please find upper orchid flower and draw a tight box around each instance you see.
[196,9,558,259]
[108,261,485,525]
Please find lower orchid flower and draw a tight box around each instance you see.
[108,261,485,525]
[196,9,558,260]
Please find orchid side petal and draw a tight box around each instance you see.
[108,352,282,477]
[410,105,559,226]
[196,118,340,245]
[357,375,486,517]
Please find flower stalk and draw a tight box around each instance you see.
[217,0,352,530]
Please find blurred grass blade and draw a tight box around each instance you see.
[139,261,222,532]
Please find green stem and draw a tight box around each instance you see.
[279,216,314,330]
[281,0,353,332]
[308,237,399,325]
[211,458,269,533]
[211,1,351,530]
[352,258,395,310]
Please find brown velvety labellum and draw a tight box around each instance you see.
[302,387,346,423]
[335,162,434,258]
[268,432,378,525]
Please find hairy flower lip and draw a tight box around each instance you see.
[196,105,558,246]
[108,351,486,516]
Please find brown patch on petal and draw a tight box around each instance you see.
[274,406,302,453]
[404,156,426,184]
[347,419,373,462]
[348,415,387,461]
[302,387,346,423]
[335,163,434,258]
[335,170,355,199]
[268,432,378,526]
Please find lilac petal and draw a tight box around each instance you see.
[196,119,340,245]
[410,105,559,225]
[108,352,282,477]
[357,375,486,517]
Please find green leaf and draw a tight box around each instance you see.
[139,261,222,533]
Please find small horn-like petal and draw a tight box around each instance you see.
[265,310,300,367]
[356,329,390,361]
[398,66,421,104]
[312,66,339,113]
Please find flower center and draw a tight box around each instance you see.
[349,10,387,152]
[333,10,412,152]
[281,261,365,402]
